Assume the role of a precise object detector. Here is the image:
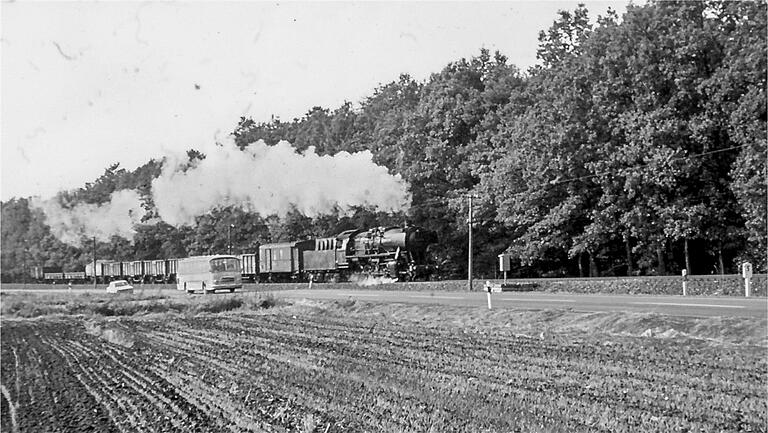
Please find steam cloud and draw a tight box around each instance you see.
[34,140,411,244]
[31,189,147,246]
[152,140,411,226]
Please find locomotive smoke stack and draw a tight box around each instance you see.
[152,139,411,226]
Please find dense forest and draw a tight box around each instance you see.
[2,1,766,282]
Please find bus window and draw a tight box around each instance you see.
[210,258,240,272]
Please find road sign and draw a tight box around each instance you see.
[742,262,753,279]
[498,254,512,272]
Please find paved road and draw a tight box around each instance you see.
[268,289,768,319]
[3,286,765,319]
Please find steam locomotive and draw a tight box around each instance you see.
[32,225,437,284]
[252,225,437,282]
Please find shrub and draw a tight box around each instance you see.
[244,292,283,310]
[333,299,356,309]
[91,302,142,317]
[196,297,244,314]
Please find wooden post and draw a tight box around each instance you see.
[93,237,97,289]
[742,263,752,297]
[228,224,233,255]
[468,195,473,292]
[681,269,687,296]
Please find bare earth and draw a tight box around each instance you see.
[1,291,766,432]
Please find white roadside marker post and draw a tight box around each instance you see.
[742,262,752,297]
[681,269,687,296]
[485,281,492,310]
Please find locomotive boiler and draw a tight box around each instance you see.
[303,226,437,281]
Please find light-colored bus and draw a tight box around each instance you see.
[176,255,242,294]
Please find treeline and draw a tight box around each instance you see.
[2,1,765,282]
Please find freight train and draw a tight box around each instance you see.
[30,225,437,284]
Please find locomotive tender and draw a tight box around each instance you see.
[33,225,436,284]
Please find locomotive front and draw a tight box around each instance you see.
[347,226,437,281]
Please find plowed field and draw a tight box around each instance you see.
[1,296,766,432]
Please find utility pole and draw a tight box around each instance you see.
[23,242,29,286]
[228,224,235,255]
[93,236,97,289]
[468,195,474,291]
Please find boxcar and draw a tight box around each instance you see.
[258,240,314,281]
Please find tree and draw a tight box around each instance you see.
[233,116,298,149]
[705,1,768,270]
[475,7,600,275]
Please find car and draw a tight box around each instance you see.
[106,280,134,294]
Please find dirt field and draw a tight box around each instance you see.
[1,291,766,432]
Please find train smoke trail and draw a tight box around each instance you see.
[152,140,411,226]
[31,189,147,246]
[33,139,410,243]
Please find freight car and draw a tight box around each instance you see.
[240,253,258,282]
[30,266,61,282]
[84,260,109,284]
[29,266,89,284]
[81,258,179,284]
[258,240,315,282]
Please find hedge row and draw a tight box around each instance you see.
[482,274,767,297]
[291,274,766,297]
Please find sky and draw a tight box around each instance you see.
[1,1,629,201]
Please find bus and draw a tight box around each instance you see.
[176,255,242,294]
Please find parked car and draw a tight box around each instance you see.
[106,280,134,294]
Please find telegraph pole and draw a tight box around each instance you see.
[228,224,234,255]
[468,195,473,291]
[92,236,97,289]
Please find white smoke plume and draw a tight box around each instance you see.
[152,140,411,226]
[33,139,410,244]
[31,189,147,246]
